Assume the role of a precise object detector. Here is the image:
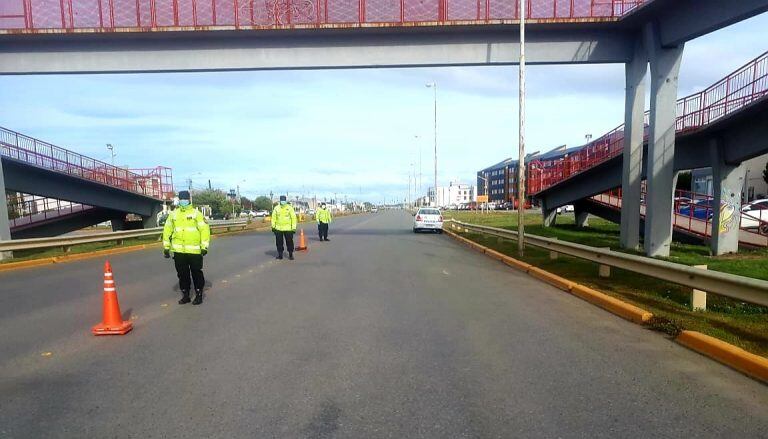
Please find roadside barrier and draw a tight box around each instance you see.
[92,261,133,336]
[446,219,768,308]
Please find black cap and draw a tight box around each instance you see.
[279,195,287,201]
[178,190,191,200]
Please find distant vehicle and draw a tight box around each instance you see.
[413,208,443,233]
[371,207,378,213]
[677,199,714,220]
[556,205,575,214]
[741,200,768,233]
[307,209,316,216]
[253,210,269,217]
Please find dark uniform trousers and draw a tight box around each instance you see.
[174,252,205,292]
[275,231,295,254]
[318,222,329,240]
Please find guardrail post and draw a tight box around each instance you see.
[691,265,708,311]
[62,245,71,253]
[598,247,611,277]
[549,238,559,260]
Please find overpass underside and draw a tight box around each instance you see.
[535,96,768,255]
[1,157,163,239]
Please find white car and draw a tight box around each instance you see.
[556,204,575,214]
[253,210,269,217]
[740,200,768,233]
[413,208,443,233]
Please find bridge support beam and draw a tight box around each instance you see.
[620,37,646,251]
[710,139,745,255]
[575,209,589,228]
[542,203,558,227]
[0,161,12,260]
[642,24,684,257]
[142,205,163,229]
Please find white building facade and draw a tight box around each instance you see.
[430,182,476,207]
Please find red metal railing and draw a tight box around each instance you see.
[590,186,768,246]
[0,0,646,31]
[6,193,93,230]
[529,50,768,195]
[0,126,173,200]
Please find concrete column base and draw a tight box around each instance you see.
[542,207,557,227]
[575,210,589,228]
[710,140,745,255]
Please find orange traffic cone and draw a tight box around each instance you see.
[296,229,308,251]
[92,260,133,336]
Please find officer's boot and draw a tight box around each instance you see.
[192,289,203,305]
[288,252,294,260]
[277,252,284,260]
[179,290,191,304]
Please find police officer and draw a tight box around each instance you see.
[163,190,210,305]
[271,195,297,260]
[316,202,332,241]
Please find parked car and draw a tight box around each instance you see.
[413,208,443,233]
[556,205,574,214]
[253,210,269,217]
[740,200,768,233]
[677,199,715,220]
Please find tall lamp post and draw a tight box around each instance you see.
[106,144,116,166]
[516,0,526,256]
[426,81,437,207]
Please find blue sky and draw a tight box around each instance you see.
[1,12,767,203]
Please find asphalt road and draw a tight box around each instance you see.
[1,210,767,438]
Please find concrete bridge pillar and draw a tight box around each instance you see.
[575,209,589,228]
[709,139,745,255]
[542,201,557,227]
[0,160,13,260]
[642,23,684,257]
[142,204,163,229]
[620,37,647,251]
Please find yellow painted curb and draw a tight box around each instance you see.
[52,244,149,262]
[570,284,653,324]
[444,226,653,324]
[676,331,768,384]
[528,266,576,292]
[0,257,56,272]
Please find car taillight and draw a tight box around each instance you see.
[416,215,422,221]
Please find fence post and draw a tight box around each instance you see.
[549,238,558,260]
[691,265,708,311]
[598,247,611,277]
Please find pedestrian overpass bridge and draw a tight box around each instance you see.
[1,126,172,239]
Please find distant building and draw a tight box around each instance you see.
[429,182,476,207]
[476,145,583,203]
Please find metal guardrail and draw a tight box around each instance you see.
[0,220,249,253]
[447,219,768,307]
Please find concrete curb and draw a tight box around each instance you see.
[570,284,653,324]
[676,331,768,384]
[444,227,768,384]
[444,228,653,325]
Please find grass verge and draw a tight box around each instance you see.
[445,211,768,357]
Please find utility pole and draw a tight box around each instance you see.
[106,144,116,166]
[517,0,526,256]
[426,82,438,207]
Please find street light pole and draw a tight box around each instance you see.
[517,0,526,256]
[426,82,437,207]
[106,144,116,166]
